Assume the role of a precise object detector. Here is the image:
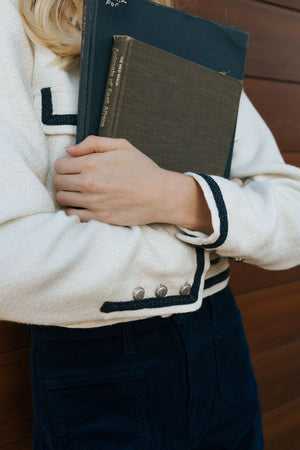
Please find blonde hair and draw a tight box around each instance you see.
[19,0,173,71]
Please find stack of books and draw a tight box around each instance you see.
[77,0,249,178]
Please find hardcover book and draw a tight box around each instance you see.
[99,35,243,177]
[77,0,249,177]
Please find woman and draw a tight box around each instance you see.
[1,0,299,448]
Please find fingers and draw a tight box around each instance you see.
[53,174,82,192]
[231,178,244,188]
[55,191,87,208]
[56,136,133,174]
[65,135,132,156]
[55,136,132,173]
[54,156,84,174]
[64,208,95,222]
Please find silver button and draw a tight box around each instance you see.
[132,287,145,301]
[229,257,245,263]
[179,283,191,296]
[155,284,168,298]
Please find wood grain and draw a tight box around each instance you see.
[174,0,300,82]
[258,0,300,12]
[0,348,33,447]
[3,438,33,449]
[282,152,300,167]
[230,261,300,295]
[243,78,300,152]
[262,398,300,450]
[236,282,300,356]
[252,340,300,414]
[0,322,30,354]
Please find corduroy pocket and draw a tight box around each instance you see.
[43,369,149,450]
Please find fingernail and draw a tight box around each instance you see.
[64,145,78,150]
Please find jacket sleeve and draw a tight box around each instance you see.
[176,89,300,270]
[0,0,200,326]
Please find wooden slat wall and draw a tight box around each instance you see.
[0,325,32,448]
[174,0,300,82]
[0,0,299,448]
[173,1,300,448]
[259,0,300,11]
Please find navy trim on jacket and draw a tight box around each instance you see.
[100,247,205,313]
[41,87,77,126]
[197,174,228,249]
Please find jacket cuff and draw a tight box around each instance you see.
[176,172,228,249]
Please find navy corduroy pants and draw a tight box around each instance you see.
[29,286,264,449]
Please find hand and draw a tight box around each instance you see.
[53,135,171,226]
[53,135,241,233]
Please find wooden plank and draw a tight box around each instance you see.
[3,438,33,449]
[282,152,300,167]
[230,260,300,295]
[243,78,300,152]
[236,282,300,356]
[0,348,33,447]
[0,322,30,354]
[251,340,300,414]
[258,0,300,12]
[173,0,300,82]
[262,398,300,450]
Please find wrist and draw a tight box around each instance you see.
[154,170,213,234]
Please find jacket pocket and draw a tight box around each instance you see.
[214,311,259,407]
[42,370,149,450]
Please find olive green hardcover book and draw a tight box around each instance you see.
[98,35,243,177]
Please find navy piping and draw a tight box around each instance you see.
[204,268,230,290]
[41,88,77,126]
[100,247,205,313]
[197,174,228,249]
[210,256,221,266]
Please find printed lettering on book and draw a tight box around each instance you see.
[100,47,119,128]
[105,0,128,7]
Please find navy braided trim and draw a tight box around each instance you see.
[197,174,228,249]
[41,88,77,126]
[204,268,230,290]
[210,256,221,265]
[100,247,204,313]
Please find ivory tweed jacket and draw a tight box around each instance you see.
[1,0,300,328]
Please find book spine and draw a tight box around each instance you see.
[76,0,96,143]
[98,36,133,137]
[76,0,91,143]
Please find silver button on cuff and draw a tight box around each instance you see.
[229,256,245,263]
[132,287,145,301]
[155,284,168,298]
[179,283,192,296]
[234,257,245,263]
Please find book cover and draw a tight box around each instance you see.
[99,35,242,177]
[77,0,249,177]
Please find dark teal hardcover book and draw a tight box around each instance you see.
[77,0,249,177]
